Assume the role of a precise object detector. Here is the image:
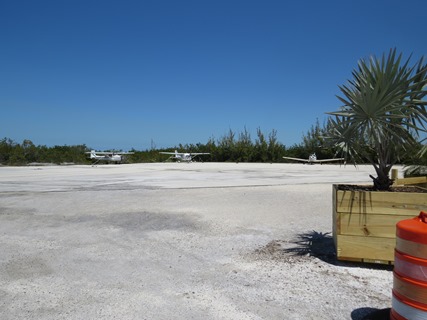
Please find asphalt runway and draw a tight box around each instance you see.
[0,163,394,319]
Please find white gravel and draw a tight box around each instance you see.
[0,163,395,319]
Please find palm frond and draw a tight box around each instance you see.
[325,49,427,190]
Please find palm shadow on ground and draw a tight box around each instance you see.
[275,231,393,320]
[281,230,393,271]
[282,231,336,263]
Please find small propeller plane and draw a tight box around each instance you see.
[160,150,210,163]
[86,150,134,164]
[283,153,344,164]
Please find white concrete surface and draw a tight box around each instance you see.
[0,163,394,319]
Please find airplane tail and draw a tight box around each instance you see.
[90,150,97,159]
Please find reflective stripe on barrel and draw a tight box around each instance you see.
[391,293,427,320]
[391,211,427,320]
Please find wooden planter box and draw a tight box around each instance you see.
[333,184,427,264]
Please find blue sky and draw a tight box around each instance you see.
[1,0,426,151]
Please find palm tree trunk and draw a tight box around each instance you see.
[371,161,393,190]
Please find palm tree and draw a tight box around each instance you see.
[325,49,427,190]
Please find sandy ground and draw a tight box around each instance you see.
[0,162,396,319]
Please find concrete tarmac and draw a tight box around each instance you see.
[0,163,394,319]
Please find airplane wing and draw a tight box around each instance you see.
[85,151,134,155]
[313,158,344,163]
[159,152,210,155]
[85,151,111,155]
[282,157,310,163]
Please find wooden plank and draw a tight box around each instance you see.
[333,185,427,264]
[335,256,393,265]
[363,258,393,265]
[332,185,338,249]
[336,234,396,262]
[335,189,427,215]
[337,212,408,238]
[394,176,427,186]
[337,256,364,263]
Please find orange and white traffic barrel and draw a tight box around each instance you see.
[391,211,427,320]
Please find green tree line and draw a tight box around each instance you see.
[0,138,89,165]
[1,125,424,166]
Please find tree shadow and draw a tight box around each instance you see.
[277,231,392,320]
[282,230,393,270]
[282,231,336,263]
[283,231,392,320]
[254,231,393,319]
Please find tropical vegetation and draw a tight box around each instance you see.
[0,128,299,165]
[325,49,427,190]
[2,121,426,167]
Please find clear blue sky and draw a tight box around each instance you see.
[1,0,426,151]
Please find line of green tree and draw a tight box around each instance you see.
[0,138,89,165]
[1,123,425,166]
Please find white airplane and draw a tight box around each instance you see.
[160,150,210,162]
[283,153,344,164]
[86,150,134,164]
